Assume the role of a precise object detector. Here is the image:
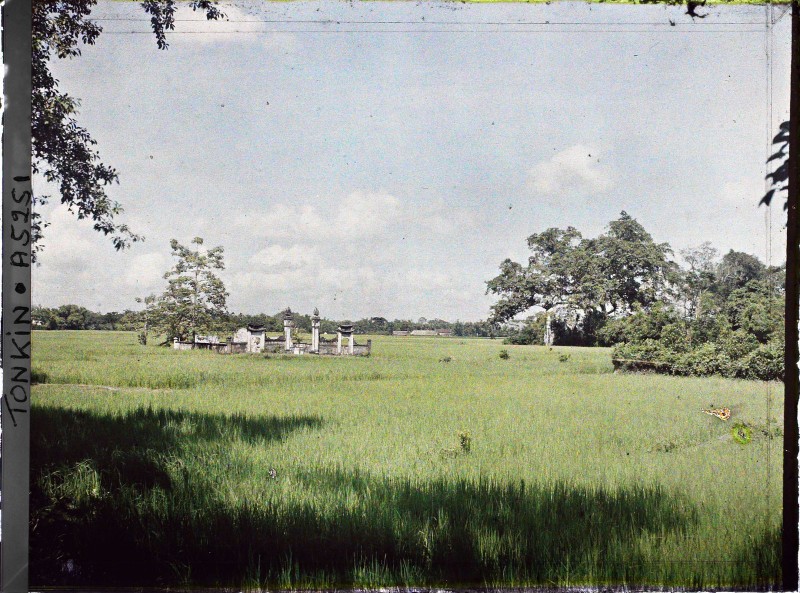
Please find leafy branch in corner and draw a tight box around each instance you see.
[761,120,790,211]
[31,0,224,257]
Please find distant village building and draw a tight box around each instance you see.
[393,329,452,337]
[173,307,371,356]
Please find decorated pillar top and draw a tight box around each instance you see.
[283,308,294,330]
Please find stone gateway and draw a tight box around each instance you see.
[173,307,371,356]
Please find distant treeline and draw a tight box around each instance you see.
[32,306,498,337]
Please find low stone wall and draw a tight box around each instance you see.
[290,344,311,355]
[173,341,228,353]
[353,342,371,356]
[317,342,337,355]
[174,341,249,354]
[227,342,248,354]
[317,340,371,356]
[174,337,371,356]
[262,342,284,354]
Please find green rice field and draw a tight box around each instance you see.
[30,330,783,589]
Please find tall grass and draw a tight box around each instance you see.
[30,331,782,588]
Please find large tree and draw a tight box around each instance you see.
[31,0,223,255]
[487,212,674,326]
[590,211,675,315]
[156,237,229,341]
[486,226,586,322]
[714,249,767,299]
[677,241,719,319]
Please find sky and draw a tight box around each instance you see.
[33,0,791,321]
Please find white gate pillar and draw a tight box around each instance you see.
[283,308,294,350]
[311,307,320,352]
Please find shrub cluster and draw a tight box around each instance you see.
[606,278,785,382]
[613,331,783,382]
[504,315,546,345]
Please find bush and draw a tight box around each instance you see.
[673,343,733,377]
[609,297,784,382]
[598,303,680,346]
[659,323,691,353]
[738,340,784,381]
[614,337,784,382]
[719,330,759,360]
[503,314,546,345]
[498,349,510,360]
[613,339,669,363]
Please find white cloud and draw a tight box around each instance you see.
[335,191,401,234]
[33,205,108,307]
[37,205,97,274]
[407,199,480,234]
[527,144,614,197]
[402,268,452,291]
[222,189,490,318]
[173,4,298,52]
[249,244,320,270]
[233,203,323,240]
[232,191,404,243]
[228,194,480,280]
[233,268,309,293]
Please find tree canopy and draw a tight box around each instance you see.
[155,237,229,341]
[486,212,674,324]
[715,249,768,298]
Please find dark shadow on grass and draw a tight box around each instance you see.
[31,420,711,591]
[32,405,324,469]
[30,405,324,586]
[730,523,782,590]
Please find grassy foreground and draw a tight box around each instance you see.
[30,331,782,588]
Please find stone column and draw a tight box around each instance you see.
[311,308,320,353]
[283,308,294,351]
[337,331,342,354]
[173,337,179,349]
[349,332,354,355]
